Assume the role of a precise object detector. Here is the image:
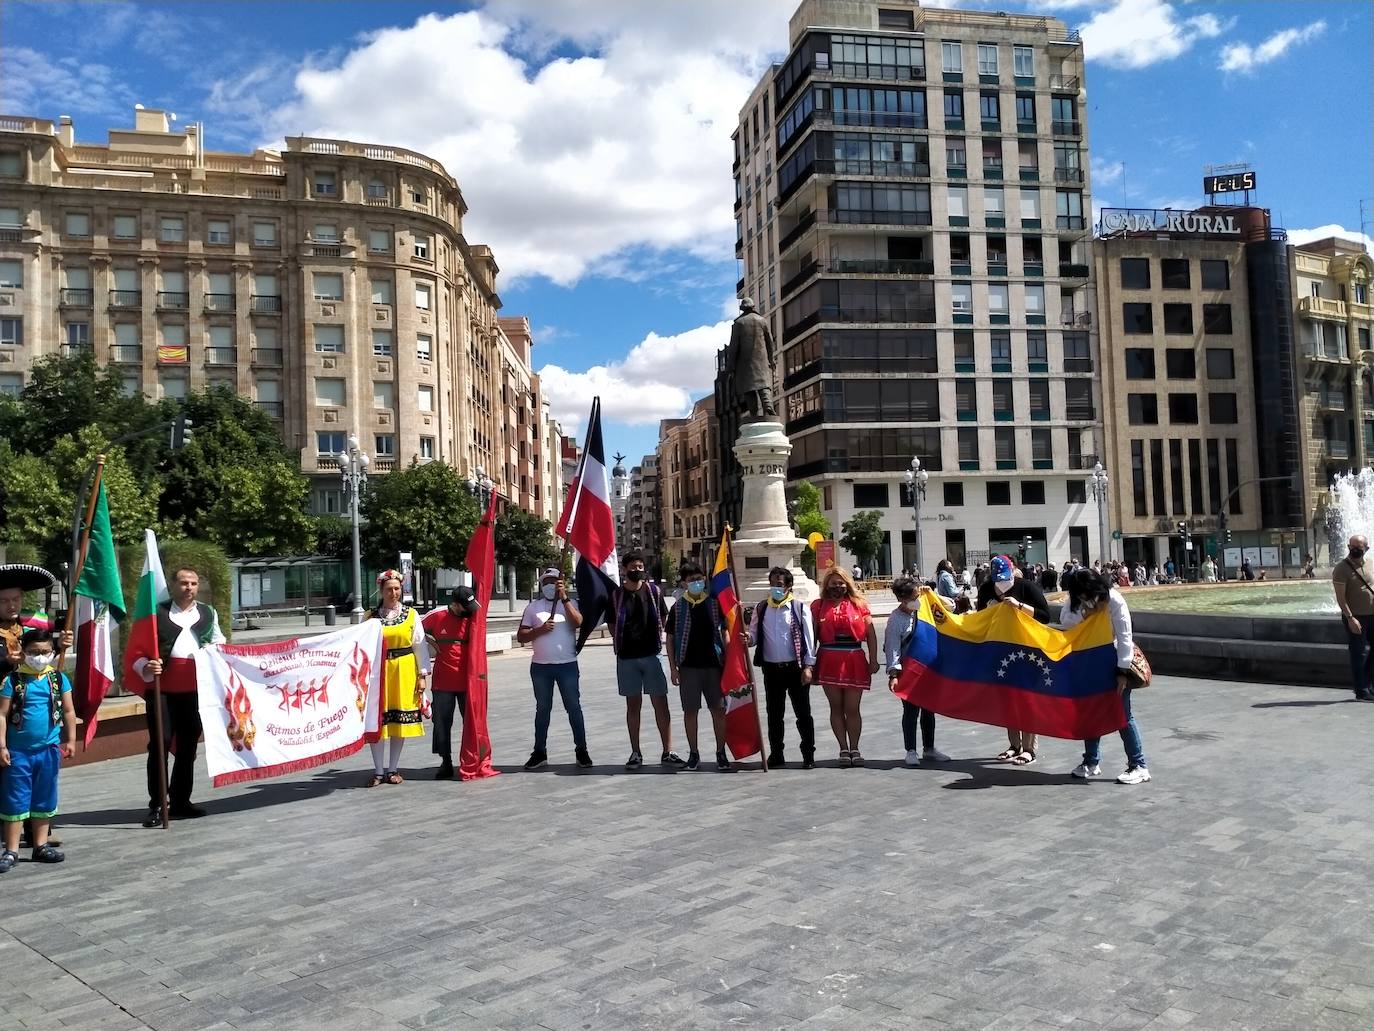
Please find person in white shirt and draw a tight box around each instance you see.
[516,568,590,770]
[747,567,816,768]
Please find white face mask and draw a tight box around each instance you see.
[541,583,557,601]
[994,579,1014,595]
[25,653,54,670]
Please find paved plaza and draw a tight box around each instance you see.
[3,639,1373,1031]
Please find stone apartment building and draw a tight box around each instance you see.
[0,108,560,516]
[658,395,721,570]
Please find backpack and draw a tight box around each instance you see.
[4,670,62,733]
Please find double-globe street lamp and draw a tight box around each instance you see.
[338,435,370,624]
[905,456,929,577]
[1089,461,1110,564]
[463,468,496,593]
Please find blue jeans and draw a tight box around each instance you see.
[531,662,587,751]
[1345,620,1374,697]
[1083,686,1146,769]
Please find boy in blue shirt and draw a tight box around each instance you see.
[0,629,76,871]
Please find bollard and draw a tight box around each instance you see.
[324,604,337,627]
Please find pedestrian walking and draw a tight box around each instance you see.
[812,566,879,766]
[664,562,731,771]
[611,551,684,770]
[516,568,592,769]
[362,570,430,787]
[977,555,1050,765]
[935,559,961,604]
[747,566,816,769]
[1062,568,1151,784]
[421,586,480,779]
[885,578,952,767]
[1333,535,1374,701]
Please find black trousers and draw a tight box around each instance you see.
[431,691,468,758]
[146,692,202,809]
[761,661,814,759]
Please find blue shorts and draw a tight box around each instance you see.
[1,744,61,822]
[616,655,669,698]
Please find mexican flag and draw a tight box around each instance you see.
[73,482,126,747]
[122,529,169,697]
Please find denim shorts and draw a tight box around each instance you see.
[616,655,669,698]
[678,666,725,711]
[1,744,60,822]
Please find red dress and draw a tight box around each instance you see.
[811,597,872,691]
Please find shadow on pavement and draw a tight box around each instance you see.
[1252,699,1358,708]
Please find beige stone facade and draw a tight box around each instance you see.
[623,455,662,568]
[0,109,557,517]
[657,395,721,568]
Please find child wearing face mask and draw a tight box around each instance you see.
[0,630,76,872]
[885,578,952,767]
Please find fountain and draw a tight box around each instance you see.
[1327,468,1374,560]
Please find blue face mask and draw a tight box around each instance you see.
[687,580,707,596]
[770,586,787,602]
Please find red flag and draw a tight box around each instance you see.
[712,529,764,761]
[459,490,499,780]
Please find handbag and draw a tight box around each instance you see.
[1124,644,1152,688]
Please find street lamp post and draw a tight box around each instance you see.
[1090,461,1110,564]
[338,435,371,624]
[463,467,496,588]
[904,456,929,577]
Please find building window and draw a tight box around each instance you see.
[314,325,345,353]
[159,372,188,400]
[65,211,91,238]
[1165,348,1196,378]
[1024,284,1045,317]
[1021,480,1045,505]
[1161,258,1190,289]
[1168,393,1199,424]
[1013,45,1034,77]
[986,481,1011,505]
[1206,347,1235,378]
[1131,440,1147,517]
[416,334,433,361]
[66,322,91,347]
[418,385,435,412]
[372,329,394,357]
[313,223,339,243]
[315,377,346,407]
[0,317,21,346]
[990,330,1012,364]
[988,284,1009,316]
[1150,439,1166,515]
[413,234,430,260]
[314,170,337,195]
[976,44,998,76]
[1123,303,1153,334]
[1015,93,1035,125]
[1200,259,1230,290]
[367,179,388,199]
[943,482,964,506]
[984,187,1005,219]
[0,259,21,288]
[1119,258,1150,289]
[368,228,391,253]
[159,216,185,242]
[375,434,396,457]
[1066,479,1087,504]
[941,41,962,74]
[979,92,999,122]
[1356,284,1369,305]
[112,214,138,239]
[994,425,1015,462]
[0,373,23,396]
[955,379,977,418]
[207,218,232,244]
[0,151,24,176]
[951,282,972,314]
[1026,330,1047,364]
[958,427,979,466]
[1028,379,1050,418]
[317,431,346,456]
[252,221,278,246]
[420,437,436,459]
[1163,304,1193,335]
[1019,188,1040,220]
[854,483,889,508]
[370,278,393,305]
[415,283,432,310]
[1208,392,1238,423]
[374,381,395,408]
[313,273,343,300]
[1054,190,1083,228]
[1125,348,1155,379]
[1203,303,1233,334]
[1128,394,1158,425]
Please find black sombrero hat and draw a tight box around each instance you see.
[0,564,58,592]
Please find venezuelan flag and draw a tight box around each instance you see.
[710,529,763,760]
[896,593,1125,740]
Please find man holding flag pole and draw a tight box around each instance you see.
[711,525,768,770]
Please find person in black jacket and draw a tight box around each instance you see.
[976,555,1051,765]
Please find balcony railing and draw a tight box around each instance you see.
[1065,406,1096,422]
[1064,357,1094,373]
[1052,120,1082,136]
[60,288,93,307]
[254,400,284,418]
[110,345,142,363]
[783,305,937,340]
[206,348,237,366]
[250,295,282,313]
[1297,296,1347,319]
[1059,263,1090,279]
[778,209,817,252]
[204,293,235,312]
[1019,165,1039,182]
[1328,439,1350,459]
[1050,75,1081,91]
[252,348,283,366]
[1054,167,1084,183]
[1320,391,1347,412]
[1062,311,1092,326]
[109,289,142,308]
[1056,215,1087,230]
[0,228,22,243]
[826,257,935,276]
[157,291,189,310]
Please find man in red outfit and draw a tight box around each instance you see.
[421,586,479,779]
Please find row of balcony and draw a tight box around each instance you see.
[57,290,284,313]
[789,447,1100,480]
[96,344,285,367]
[776,209,1087,254]
[778,258,1088,299]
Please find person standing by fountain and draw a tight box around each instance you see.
[1332,535,1374,702]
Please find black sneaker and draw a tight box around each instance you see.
[0,850,16,873]
[141,807,164,828]
[625,751,643,769]
[169,804,207,820]
[435,760,456,780]
[685,751,700,771]
[661,751,687,767]
[716,749,733,771]
[767,753,786,768]
[801,757,816,769]
[575,747,593,768]
[523,750,548,770]
[31,843,64,864]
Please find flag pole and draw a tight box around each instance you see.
[724,523,767,773]
[147,544,171,830]
[56,455,105,685]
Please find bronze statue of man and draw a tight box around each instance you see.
[726,297,777,422]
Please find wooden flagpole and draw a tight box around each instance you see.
[56,456,105,682]
[723,524,767,773]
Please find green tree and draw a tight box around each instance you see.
[495,507,559,594]
[793,480,831,575]
[359,459,479,571]
[0,352,140,457]
[204,458,316,557]
[839,510,885,575]
[311,515,355,563]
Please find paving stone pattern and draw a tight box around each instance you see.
[3,638,1373,1030]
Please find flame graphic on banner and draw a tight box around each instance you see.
[224,671,257,752]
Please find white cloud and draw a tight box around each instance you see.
[0,46,135,119]
[1288,225,1374,254]
[1078,0,1227,69]
[1219,21,1326,74]
[264,5,794,285]
[537,320,732,433]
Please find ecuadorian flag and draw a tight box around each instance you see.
[896,593,1126,740]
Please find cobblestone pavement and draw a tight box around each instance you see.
[3,638,1372,1031]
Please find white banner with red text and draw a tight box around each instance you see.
[195,622,384,788]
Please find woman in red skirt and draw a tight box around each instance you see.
[811,566,880,766]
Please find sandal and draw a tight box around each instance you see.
[996,749,1019,762]
[849,751,865,766]
[838,750,853,767]
[365,774,384,788]
[385,771,404,785]
[32,843,64,864]
[1012,751,1037,766]
[0,850,17,873]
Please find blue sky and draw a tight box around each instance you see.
[5,0,1371,466]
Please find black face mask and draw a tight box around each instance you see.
[826,585,845,598]
[625,570,644,582]
[1352,548,1366,561]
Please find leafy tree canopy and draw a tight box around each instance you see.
[495,507,560,592]
[359,459,479,571]
[839,510,885,573]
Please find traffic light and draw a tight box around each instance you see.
[1218,509,1228,532]
[1017,535,1032,563]
[1177,521,1187,536]
[170,412,194,450]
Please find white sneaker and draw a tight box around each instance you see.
[923,748,952,762]
[904,749,922,767]
[1116,766,1151,785]
[1071,763,1101,779]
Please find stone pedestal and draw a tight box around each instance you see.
[731,422,819,604]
